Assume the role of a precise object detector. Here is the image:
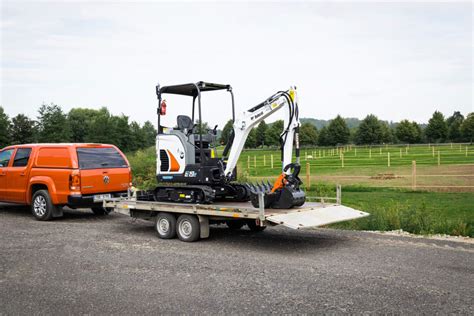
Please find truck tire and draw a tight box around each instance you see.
[176,214,200,242]
[31,190,56,221]
[226,220,245,230]
[91,207,113,216]
[155,212,177,239]
[247,220,266,232]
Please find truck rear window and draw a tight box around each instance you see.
[77,147,128,169]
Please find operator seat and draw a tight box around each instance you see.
[177,115,193,134]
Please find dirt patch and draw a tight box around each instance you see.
[370,173,403,180]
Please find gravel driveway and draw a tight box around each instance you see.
[1,205,473,314]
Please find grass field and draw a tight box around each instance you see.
[127,144,474,237]
[237,143,474,191]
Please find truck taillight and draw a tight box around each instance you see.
[69,170,81,190]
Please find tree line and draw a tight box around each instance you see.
[1,105,472,151]
[0,104,157,152]
[220,110,474,148]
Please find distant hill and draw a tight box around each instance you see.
[301,117,362,129]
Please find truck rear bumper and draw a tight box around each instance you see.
[67,192,128,208]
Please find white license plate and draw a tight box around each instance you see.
[93,194,112,202]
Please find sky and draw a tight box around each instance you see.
[1,0,472,128]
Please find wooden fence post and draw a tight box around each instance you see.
[466,146,468,157]
[432,146,434,157]
[412,160,416,190]
[254,156,256,168]
[387,152,390,167]
[399,148,402,158]
[438,150,440,166]
[306,162,310,189]
[451,143,453,149]
[271,154,273,169]
[460,144,462,152]
[341,153,344,168]
[405,146,408,154]
[263,155,266,166]
[379,147,382,155]
[355,148,357,156]
[247,156,250,169]
[369,148,372,159]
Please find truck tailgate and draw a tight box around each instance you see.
[265,205,369,229]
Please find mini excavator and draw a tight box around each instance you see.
[152,81,305,209]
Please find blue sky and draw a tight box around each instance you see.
[1,1,472,127]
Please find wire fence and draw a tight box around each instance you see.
[238,143,474,192]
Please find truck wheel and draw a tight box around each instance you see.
[155,212,177,239]
[31,190,56,221]
[247,220,266,232]
[176,214,200,242]
[91,207,113,216]
[226,220,244,230]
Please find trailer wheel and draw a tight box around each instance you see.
[247,220,266,232]
[176,214,200,242]
[226,220,244,230]
[155,212,177,239]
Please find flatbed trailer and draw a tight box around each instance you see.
[104,189,369,242]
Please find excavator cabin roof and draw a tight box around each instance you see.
[158,81,231,97]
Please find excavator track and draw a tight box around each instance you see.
[151,185,216,204]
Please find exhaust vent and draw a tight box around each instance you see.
[160,150,169,171]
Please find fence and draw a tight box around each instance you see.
[238,143,474,192]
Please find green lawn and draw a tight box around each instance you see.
[322,186,473,237]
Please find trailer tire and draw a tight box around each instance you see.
[247,220,266,232]
[226,220,245,230]
[155,212,177,239]
[177,214,200,242]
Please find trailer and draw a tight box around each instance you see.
[103,186,369,242]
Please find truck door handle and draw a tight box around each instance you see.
[20,173,25,176]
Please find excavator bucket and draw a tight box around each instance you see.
[246,163,306,209]
[247,182,306,209]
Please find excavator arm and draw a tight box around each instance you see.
[223,87,301,178]
[222,87,305,209]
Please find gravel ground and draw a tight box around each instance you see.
[1,204,473,314]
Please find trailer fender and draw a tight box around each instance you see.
[197,215,209,239]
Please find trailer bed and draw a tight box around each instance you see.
[104,198,369,230]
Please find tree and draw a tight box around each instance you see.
[255,121,268,147]
[10,114,36,144]
[460,113,474,143]
[380,122,394,143]
[141,121,157,147]
[264,120,284,146]
[0,107,11,147]
[395,120,422,144]
[446,111,464,142]
[245,128,257,148]
[354,114,383,145]
[326,115,350,145]
[37,103,71,142]
[425,111,448,143]
[317,126,329,146]
[299,122,318,146]
[68,108,98,142]
[220,119,234,145]
[195,119,210,135]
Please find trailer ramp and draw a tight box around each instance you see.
[265,205,369,229]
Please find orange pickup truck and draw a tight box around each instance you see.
[0,143,132,220]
